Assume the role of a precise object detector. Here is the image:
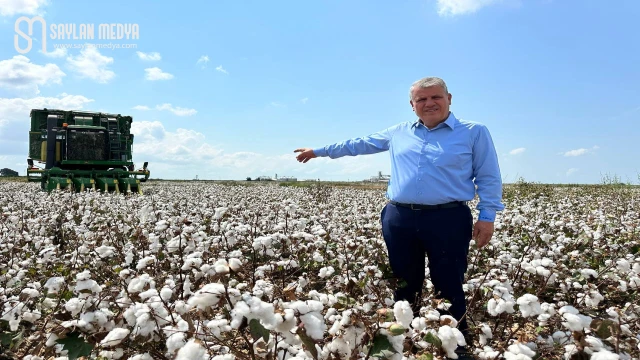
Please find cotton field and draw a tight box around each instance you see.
[0,180,639,360]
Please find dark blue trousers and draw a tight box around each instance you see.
[381,202,473,337]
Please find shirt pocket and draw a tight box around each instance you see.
[432,142,471,171]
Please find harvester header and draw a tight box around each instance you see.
[26,108,150,193]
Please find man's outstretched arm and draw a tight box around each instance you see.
[295,126,395,163]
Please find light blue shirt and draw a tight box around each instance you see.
[313,112,505,222]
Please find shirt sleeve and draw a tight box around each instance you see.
[471,125,505,222]
[313,126,395,158]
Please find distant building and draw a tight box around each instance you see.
[364,171,390,183]
[278,175,297,182]
[0,168,18,177]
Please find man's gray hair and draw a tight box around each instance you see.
[409,77,449,100]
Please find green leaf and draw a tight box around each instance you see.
[370,333,397,358]
[56,332,94,360]
[249,318,270,343]
[423,332,442,348]
[0,332,13,347]
[418,354,434,360]
[298,327,318,360]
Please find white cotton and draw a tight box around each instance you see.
[487,298,515,316]
[21,288,40,298]
[127,274,155,293]
[160,287,173,301]
[479,324,492,346]
[580,268,598,279]
[175,339,207,360]
[590,350,620,360]
[100,328,130,347]
[478,346,500,359]
[300,312,326,340]
[393,301,413,328]
[319,266,335,278]
[504,342,536,360]
[136,256,156,270]
[43,277,65,294]
[129,354,154,360]
[187,283,226,310]
[438,325,466,358]
[229,257,242,271]
[166,332,186,355]
[411,317,427,331]
[616,259,631,273]
[560,309,592,332]
[214,259,230,274]
[584,290,604,308]
[517,294,542,317]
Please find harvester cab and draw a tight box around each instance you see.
[26,108,150,194]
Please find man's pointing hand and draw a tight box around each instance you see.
[294,148,317,163]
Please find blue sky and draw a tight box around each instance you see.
[0,0,638,184]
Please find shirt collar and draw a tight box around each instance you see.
[412,112,458,130]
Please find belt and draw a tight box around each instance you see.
[389,200,466,210]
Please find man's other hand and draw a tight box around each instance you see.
[472,221,494,248]
[294,148,317,163]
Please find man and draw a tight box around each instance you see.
[294,77,504,357]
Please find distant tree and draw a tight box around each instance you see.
[246,177,252,181]
[0,168,18,177]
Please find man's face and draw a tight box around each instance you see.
[410,85,452,126]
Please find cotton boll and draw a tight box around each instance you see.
[479,324,493,346]
[160,287,173,301]
[517,294,542,317]
[100,328,130,347]
[504,342,536,360]
[43,277,65,294]
[478,346,501,359]
[166,332,187,356]
[187,283,226,310]
[590,350,620,360]
[437,325,466,358]
[393,301,413,328]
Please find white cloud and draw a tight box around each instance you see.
[215,65,228,74]
[566,168,578,176]
[563,148,587,157]
[129,120,385,180]
[133,105,150,110]
[562,146,598,157]
[0,55,65,95]
[301,98,308,104]
[509,147,525,155]
[197,55,209,64]
[436,0,503,16]
[156,103,197,116]
[144,67,174,80]
[0,0,48,16]
[66,48,115,83]
[136,51,161,61]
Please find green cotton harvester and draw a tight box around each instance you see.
[26,108,150,193]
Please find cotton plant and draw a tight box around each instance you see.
[0,181,639,359]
